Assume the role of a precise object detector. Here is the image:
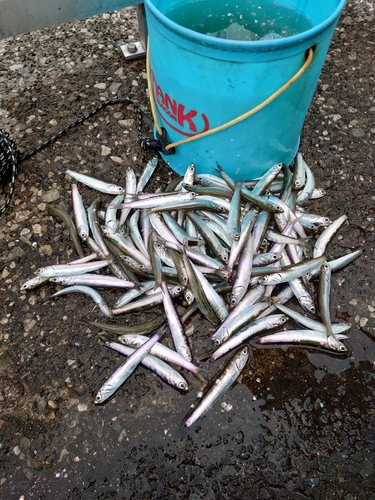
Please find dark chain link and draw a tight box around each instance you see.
[1,97,156,215]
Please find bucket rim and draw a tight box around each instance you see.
[144,0,347,52]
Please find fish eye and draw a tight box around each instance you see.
[230,297,237,305]
[179,382,187,390]
[21,284,28,290]
[260,277,267,283]
[310,306,316,314]
[95,395,102,403]
[339,345,347,352]
[241,348,247,355]
[36,268,43,274]
[215,339,221,346]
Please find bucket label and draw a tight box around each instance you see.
[152,69,210,137]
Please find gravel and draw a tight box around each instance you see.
[0,2,375,499]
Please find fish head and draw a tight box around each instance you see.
[299,296,316,315]
[183,289,194,306]
[328,337,349,353]
[229,286,245,307]
[235,346,249,370]
[21,276,44,290]
[214,329,229,346]
[108,185,125,195]
[94,384,115,404]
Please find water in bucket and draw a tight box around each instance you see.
[164,0,313,41]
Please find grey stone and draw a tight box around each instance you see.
[41,189,60,203]
[109,82,122,95]
[351,128,365,138]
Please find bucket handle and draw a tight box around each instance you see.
[147,44,314,154]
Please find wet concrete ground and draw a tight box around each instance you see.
[1,1,375,498]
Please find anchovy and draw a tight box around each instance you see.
[275,302,351,334]
[313,214,348,258]
[105,194,124,234]
[181,247,221,326]
[103,229,151,267]
[50,274,135,289]
[212,314,288,360]
[66,169,124,195]
[112,284,183,315]
[292,153,306,190]
[211,284,265,342]
[185,347,249,427]
[71,183,89,241]
[52,285,112,317]
[105,341,189,391]
[251,163,283,195]
[118,191,196,211]
[160,280,192,361]
[212,301,269,346]
[306,248,364,281]
[37,260,112,278]
[226,181,243,241]
[48,205,84,258]
[187,212,229,264]
[128,210,149,257]
[318,262,336,340]
[258,330,348,352]
[217,165,284,213]
[119,167,137,226]
[94,325,168,403]
[87,315,165,335]
[148,196,231,214]
[296,160,315,204]
[229,228,254,306]
[117,334,199,373]
[259,256,325,285]
[136,156,158,194]
[191,263,229,322]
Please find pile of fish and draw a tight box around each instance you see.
[22,154,363,426]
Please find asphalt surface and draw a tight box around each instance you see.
[0,1,375,499]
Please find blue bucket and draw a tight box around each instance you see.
[144,0,346,180]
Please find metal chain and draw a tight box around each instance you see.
[1,97,157,215]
